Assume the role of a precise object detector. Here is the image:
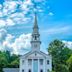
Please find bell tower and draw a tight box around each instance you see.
[31,14,41,51]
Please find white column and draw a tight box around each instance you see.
[38,58,39,72]
[32,59,33,72]
[44,59,46,72]
[25,59,28,72]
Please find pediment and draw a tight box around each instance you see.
[26,51,45,59]
[21,51,49,59]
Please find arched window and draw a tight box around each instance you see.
[40,69,43,72]
[22,69,24,72]
[29,69,31,72]
[35,36,37,40]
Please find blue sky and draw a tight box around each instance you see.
[0,0,72,54]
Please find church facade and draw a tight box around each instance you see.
[19,15,52,72]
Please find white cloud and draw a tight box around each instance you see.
[0,29,7,50]
[23,0,32,5]
[34,0,45,2]
[0,11,3,17]
[63,41,72,49]
[0,0,48,54]
[0,20,6,28]
[10,12,31,24]
[6,18,15,26]
[48,12,54,16]
[0,29,31,54]
[0,1,30,28]
[0,0,46,28]
[11,33,31,54]
[0,4,2,9]
[38,9,43,12]
[3,34,14,51]
[0,29,7,42]
[3,1,17,15]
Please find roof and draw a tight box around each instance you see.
[20,50,51,59]
[3,68,19,72]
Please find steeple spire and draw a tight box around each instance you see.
[33,14,39,34]
[31,14,41,51]
[33,14,38,29]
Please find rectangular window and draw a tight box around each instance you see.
[47,60,49,65]
[47,69,49,72]
[22,60,24,64]
[40,59,43,65]
[28,59,32,65]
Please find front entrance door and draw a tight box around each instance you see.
[33,59,38,72]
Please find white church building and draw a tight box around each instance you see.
[19,15,52,72]
[3,15,52,72]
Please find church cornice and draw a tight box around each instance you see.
[31,41,41,43]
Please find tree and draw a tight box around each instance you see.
[0,51,8,72]
[67,55,72,72]
[48,39,72,72]
[10,58,19,68]
[0,51,19,72]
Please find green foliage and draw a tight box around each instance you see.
[67,55,72,72]
[48,39,72,72]
[0,51,19,72]
[10,58,19,68]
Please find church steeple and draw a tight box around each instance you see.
[33,14,39,34]
[31,14,41,51]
